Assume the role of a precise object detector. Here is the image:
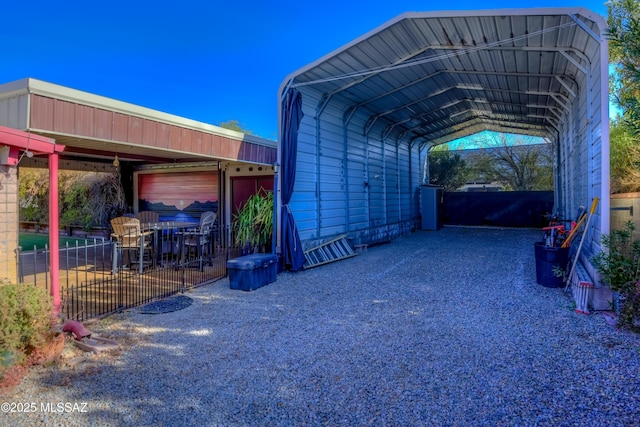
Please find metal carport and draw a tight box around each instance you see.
[276,7,608,272]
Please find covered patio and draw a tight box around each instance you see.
[0,78,277,318]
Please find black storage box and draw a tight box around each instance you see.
[227,254,278,291]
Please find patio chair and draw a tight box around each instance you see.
[182,211,217,270]
[110,216,155,273]
[135,210,159,227]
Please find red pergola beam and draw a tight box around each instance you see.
[0,125,65,315]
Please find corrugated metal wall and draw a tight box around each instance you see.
[293,87,422,246]
[556,40,607,259]
[0,93,29,130]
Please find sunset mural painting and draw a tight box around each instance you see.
[137,171,218,222]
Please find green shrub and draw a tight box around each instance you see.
[592,221,640,329]
[0,283,52,369]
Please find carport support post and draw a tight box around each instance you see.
[49,152,61,315]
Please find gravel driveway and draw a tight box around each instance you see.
[2,227,640,426]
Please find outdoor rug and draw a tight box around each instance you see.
[131,295,193,314]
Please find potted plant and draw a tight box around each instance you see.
[233,191,274,254]
[592,221,640,329]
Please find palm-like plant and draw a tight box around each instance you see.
[233,191,274,251]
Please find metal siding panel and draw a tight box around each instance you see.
[190,130,205,156]
[367,138,385,225]
[385,143,399,223]
[179,128,192,153]
[142,120,158,147]
[398,144,412,220]
[319,154,346,235]
[201,132,213,156]
[226,139,242,160]
[168,125,181,151]
[211,134,223,156]
[53,99,75,134]
[75,104,94,136]
[156,122,170,149]
[30,95,54,131]
[0,94,28,129]
[294,120,319,239]
[112,112,129,142]
[191,131,203,154]
[129,116,143,144]
[94,108,113,140]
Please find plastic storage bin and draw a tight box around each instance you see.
[227,254,278,291]
[534,242,569,288]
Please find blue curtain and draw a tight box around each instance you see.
[280,88,306,271]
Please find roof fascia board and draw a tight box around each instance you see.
[0,78,275,148]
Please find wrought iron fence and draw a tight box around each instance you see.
[17,223,243,321]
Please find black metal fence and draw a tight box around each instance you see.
[17,224,243,322]
[443,191,554,228]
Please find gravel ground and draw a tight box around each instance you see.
[2,227,640,426]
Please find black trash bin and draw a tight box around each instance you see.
[534,242,569,288]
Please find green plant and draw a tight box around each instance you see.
[552,265,567,281]
[233,191,274,251]
[19,168,127,229]
[592,221,640,329]
[0,283,53,370]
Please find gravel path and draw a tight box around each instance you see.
[2,227,640,426]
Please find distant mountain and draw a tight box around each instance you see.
[138,200,218,222]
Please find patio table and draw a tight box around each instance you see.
[145,221,199,266]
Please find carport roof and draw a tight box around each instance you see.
[281,8,606,145]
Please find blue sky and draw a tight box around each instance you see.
[2,1,609,140]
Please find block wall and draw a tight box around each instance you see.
[0,165,18,283]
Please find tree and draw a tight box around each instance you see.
[607,0,640,194]
[19,169,127,228]
[608,0,640,134]
[465,134,554,191]
[610,117,640,193]
[217,120,254,135]
[428,146,469,191]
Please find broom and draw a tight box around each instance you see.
[564,197,599,291]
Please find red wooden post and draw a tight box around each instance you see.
[49,152,60,314]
